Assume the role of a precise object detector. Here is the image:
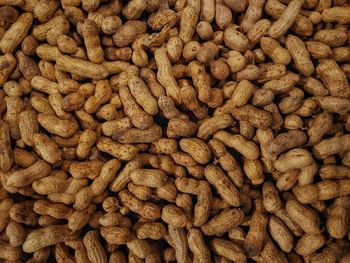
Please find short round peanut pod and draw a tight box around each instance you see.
[196,21,213,40]
[102,16,122,35]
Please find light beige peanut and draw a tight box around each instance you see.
[257,64,287,84]
[314,29,348,48]
[247,19,271,47]
[316,59,350,98]
[175,177,212,226]
[188,228,211,263]
[305,41,333,59]
[84,79,112,113]
[56,55,109,80]
[268,0,303,39]
[259,236,288,263]
[230,79,255,107]
[0,120,14,173]
[201,208,244,236]
[23,224,71,253]
[214,130,260,160]
[0,240,22,261]
[74,159,121,210]
[204,164,241,206]
[33,133,62,164]
[158,95,185,120]
[76,129,96,159]
[263,182,304,236]
[209,138,244,187]
[231,105,273,129]
[226,51,247,73]
[322,7,350,24]
[264,72,300,93]
[128,76,158,115]
[118,190,161,220]
[215,0,232,29]
[109,158,141,192]
[196,21,213,41]
[310,239,345,263]
[243,159,265,185]
[113,124,162,144]
[267,130,307,155]
[197,114,233,140]
[326,196,350,239]
[274,148,314,172]
[130,169,167,188]
[196,41,219,64]
[150,138,177,155]
[32,172,69,195]
[224,25,249,52]
[38,113,79,138]
[154,48,181,104]
[286,199,320,234]
[224,0,247,12]
[201,0,215,22]
[244,199,268,257]
[161,204,188,227]
[186,61,213,105]
[211,238,246,262]
[13,148,37,168]
[295,233,325,256]
[260,37,291,65]
[7,160,52,187]
[83,230,107,263]
[292,179,350,204]
[313,135,350,159]
[0,54,16,86]
[265,0,313,37]
[0,198,14,232]
[168,225,188,263]
[179,138,211,165]
[33,199,73,220]
[6,220,26,247]
[179,0,200,43]
[119,85,153,130]
[5,96,24,140]
[313,96,350,115]
[126,238,151,259]
[241,0,265,32]
[136,222,166,240]
[320,164,350,179]
[0,13,33,53]
[285,34,314,76]
[268,215,293,253]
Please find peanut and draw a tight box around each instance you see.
[0,1,349,261]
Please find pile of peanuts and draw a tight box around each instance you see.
[1,0,350,262]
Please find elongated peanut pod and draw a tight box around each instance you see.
[0,13,34,53]
[179,0,200,43]
[154,48,182,104]
[188,228,211,263]
[285,35,314,76]
[201,0,215,22]
[244,199,268,257]
[23,225,71,253]
[168,225,188,263]
[204,164,241,206]
[0,121,14,173]
[56,55,109,79]
[197,114,233,140]
[214,131,260,160]
[268,0,303,39]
